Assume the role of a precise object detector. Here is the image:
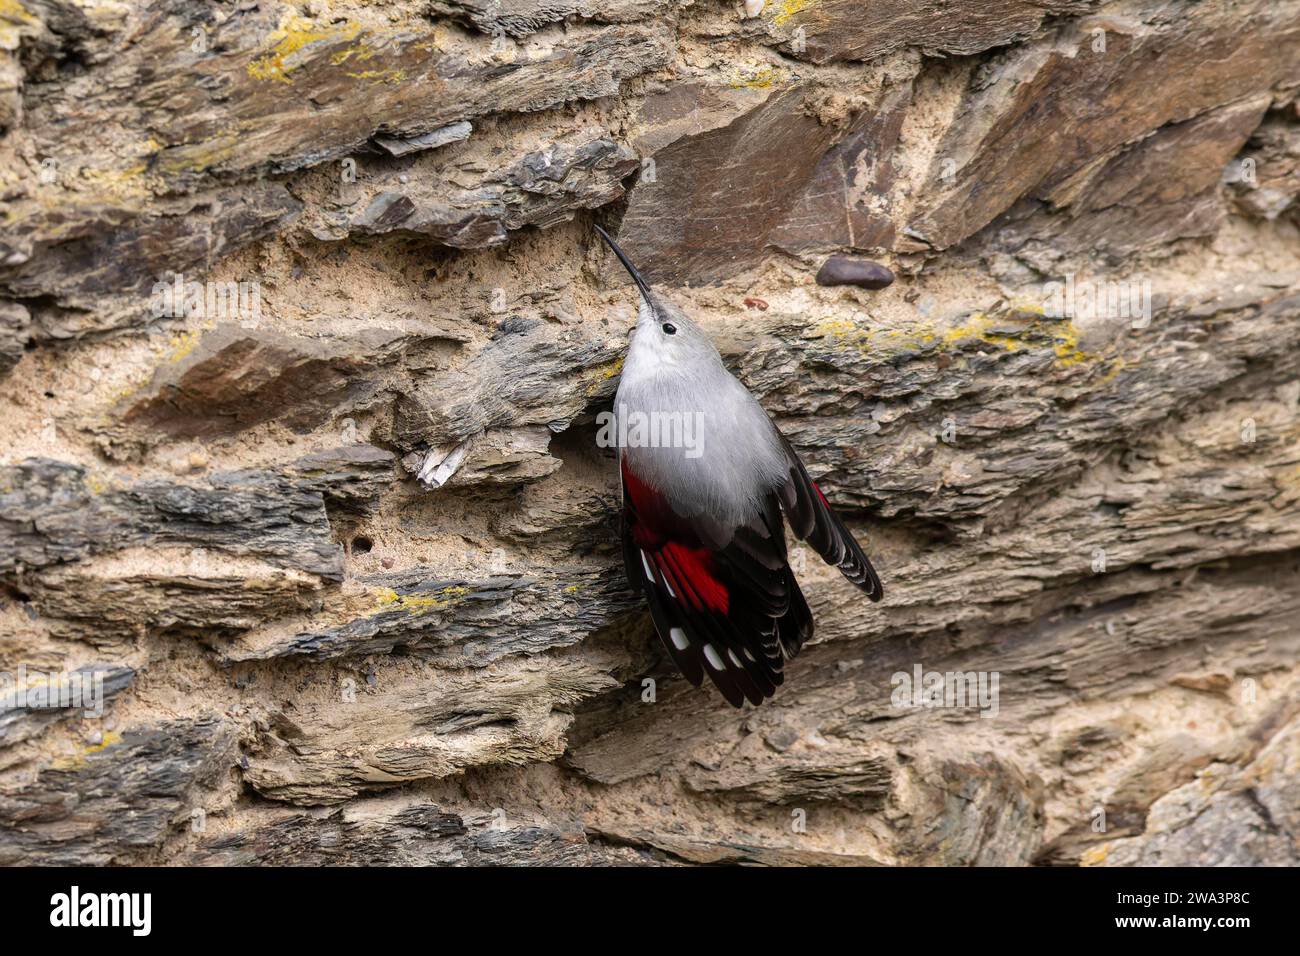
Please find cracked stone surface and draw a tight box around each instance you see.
[0,0,1298,866]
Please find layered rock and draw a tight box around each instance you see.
[1,0,1298,867]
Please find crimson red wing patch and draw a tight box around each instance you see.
[620,459,811,707]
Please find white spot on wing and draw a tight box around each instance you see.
[669,627,689,650]
[640,551,655,582]
[728,649,743,668]
[703,644,725,670]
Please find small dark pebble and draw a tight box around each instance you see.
[815,256,895,290]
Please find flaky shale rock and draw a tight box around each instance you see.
[1,0,1299,867]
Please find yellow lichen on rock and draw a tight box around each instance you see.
[771,0,815,28]
[374,585,471,615]
[51,731,124,771]
[247,15,364,83]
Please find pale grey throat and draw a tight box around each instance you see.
[597,226,789,534]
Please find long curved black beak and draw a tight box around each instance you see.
[594,224,653,306]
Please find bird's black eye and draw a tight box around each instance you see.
[661,322,677,335]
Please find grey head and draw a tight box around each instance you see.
[594,224,723,376]
[594,224,789,528]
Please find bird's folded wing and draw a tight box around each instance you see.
[775,434,884,601]
[620,459,811,706]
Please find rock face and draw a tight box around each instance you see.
[0,0,1298,866]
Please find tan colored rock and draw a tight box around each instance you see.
[618,82,908,284]
[975,96,1272,268]
[116,325,412,440]
[0,0,1297,869]
[1230,111,1300,221]
[0,300,28,375]
[908,0,1300,252]
[243,658,615,805]
[766,0,1082,65]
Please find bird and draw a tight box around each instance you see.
[596,224,883,708]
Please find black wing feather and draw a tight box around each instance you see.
[776,434,883,601]
[621,437,881,708]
